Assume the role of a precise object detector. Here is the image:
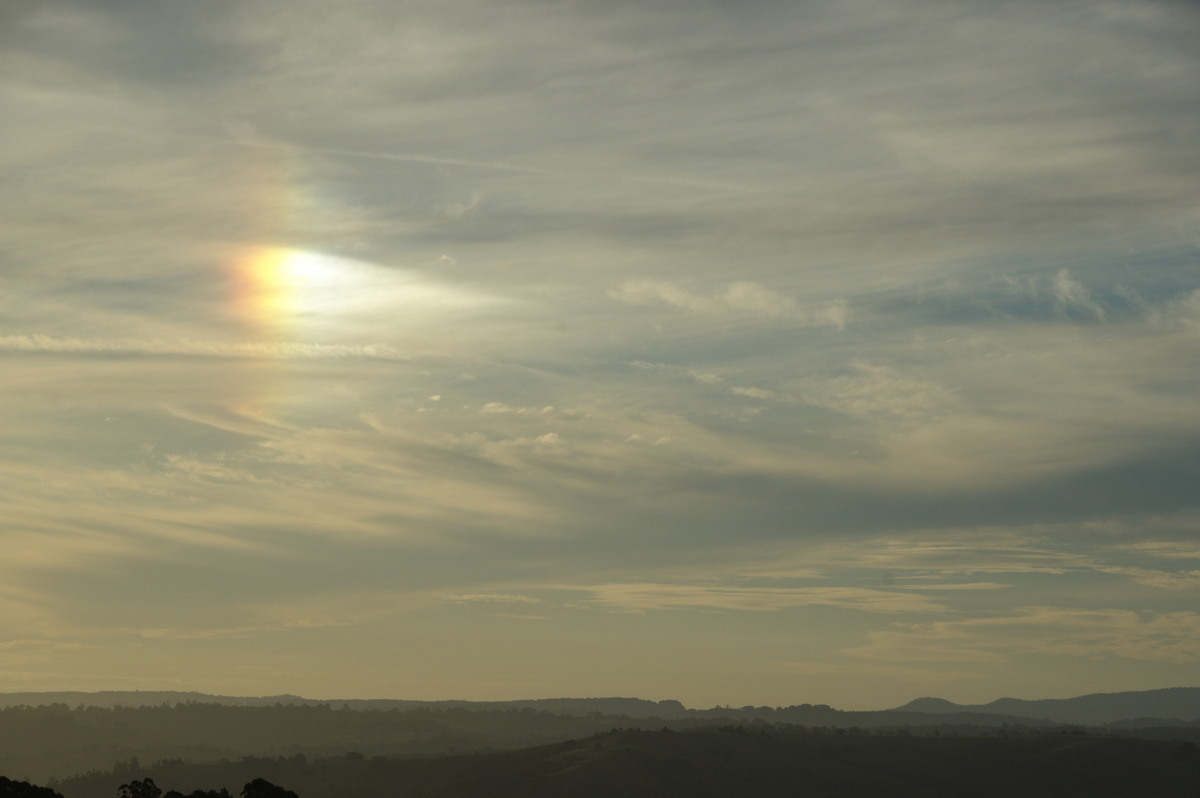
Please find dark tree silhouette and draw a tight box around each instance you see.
[239,780,297,798]
[0,776,64,798]
[118,779,161,798]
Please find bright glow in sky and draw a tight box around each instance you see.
[229,247,483,338]
[236,247,347,325]
[2,0,1200,711]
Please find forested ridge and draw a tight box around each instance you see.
[26,728,1200,798]
[4,697,1200,797]
[0,701,689,782]
[0,700,1056,783]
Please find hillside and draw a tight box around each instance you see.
[8,688,1197,726]
[893,687,1200,726]
[3,688,1198,784]
[51,728,1200,798]
[0,694,685,719]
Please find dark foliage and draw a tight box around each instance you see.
[0,776,63,798]
[117,779,160,798]
[46,728,1200,798]
[238,780,296,798]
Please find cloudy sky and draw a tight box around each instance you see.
[2,0,1199,710]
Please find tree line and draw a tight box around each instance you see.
[0,777,300,798]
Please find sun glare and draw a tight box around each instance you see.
[234,247,360,331]
[230,245,494,340]
[282,250,341,289]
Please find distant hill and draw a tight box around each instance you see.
[333,697,690,718]
[51,728,1200,798]
[892,687,1200,726]
[0,692,325,709]
[0,692,685,718]
[8,689,1198,727]
[0,691,1055,728]
[4,687,1196,738]
[1,692,1198,785]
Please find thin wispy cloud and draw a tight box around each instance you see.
[0,335,405,360]
[844,608,1200,666]
[569,583,947,614]
[610,279,848,328]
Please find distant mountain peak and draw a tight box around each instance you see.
[892,687,1200,725]
[892,697,961,713]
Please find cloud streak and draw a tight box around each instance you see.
[845,608,1200,666]
[610,279,848,328]
[0,335,406,360]
[570,583,947,614]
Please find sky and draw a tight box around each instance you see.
[2,0,1199,712]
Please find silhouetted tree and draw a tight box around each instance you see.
[239,780,297,798]
[118,779,161,798]
[0,776,64,798]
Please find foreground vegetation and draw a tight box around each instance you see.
[3,697,1198,797]
[27,727,1200,798]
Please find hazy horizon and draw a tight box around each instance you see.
[3,0,1200,712]
[4,685,1200,714]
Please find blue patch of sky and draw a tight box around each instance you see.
[864,246,1200,327]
